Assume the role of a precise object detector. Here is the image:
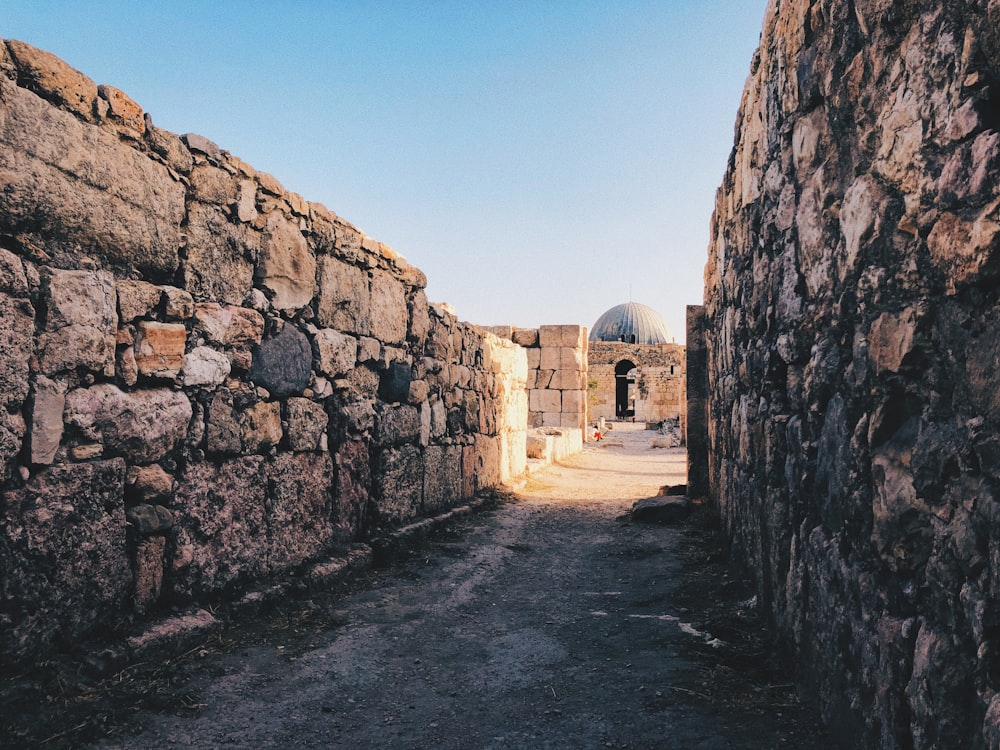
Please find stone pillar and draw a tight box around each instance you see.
[685,305,708,499]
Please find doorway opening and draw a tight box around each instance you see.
[615,360,637,419]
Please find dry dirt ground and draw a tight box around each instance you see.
[2,424,836,749]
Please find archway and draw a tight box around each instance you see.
[615,360,637,419]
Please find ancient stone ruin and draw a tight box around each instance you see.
[0,40,587,666]
[689,0,1000,747]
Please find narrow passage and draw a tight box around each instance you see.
[98,424,830,749]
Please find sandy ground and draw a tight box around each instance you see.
[4,424,834,749]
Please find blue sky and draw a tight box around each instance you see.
[4,1,766,342]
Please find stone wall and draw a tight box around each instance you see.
[0,40,527,666]
[588,341,685,426]
[703,1,1000,747]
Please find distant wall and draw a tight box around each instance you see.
[588,341,685,426]
[703,1,1000,747]
[0,40,527,665]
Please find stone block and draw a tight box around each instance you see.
[206,389,242,455]
[631,495,691,523]
[868,308,918,374]
[162,286,195,320]
[559,346,584,370]
[134,321,186,378]
[193,303,265,347]
[286,397,328,452]
[561,390,586,415]
[465,435,501,496]
[0,78,185,277]
[127,464,174,504]
[407,379,429,405]
[375,403,421,447]
[379,360,412,403]
[550,369,585,391]
[181,346,231,387]
[314,328,357,377]
[529,389,562,413]
[29,375,66,465]
[560,412,586,429]
[408,288,430,344]
[189,164,234,205]
[540,346,561,371]
[170,457,268,599]
[65,384,192,463]
[373,444,423,526]
[526,434,551,461]
[242,400,282,453]
[539,325,584,349]
[248,324,312,398]
[132,536,165,615]
[317,256,370,335]
[423,445,463,514]
[5,40,99,121]
[369,269,408,345]
[126,504,174,535]
[0,459,129,663]
[117,280,162,321]
[184,203,258,305]
[267,452,336,573]
[526,347,541,370]
[512,328,539,347]
[38,269,116,376]
[257,211,316,310]
[333,439,371,542]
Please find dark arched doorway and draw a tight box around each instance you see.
[615,360,636,419]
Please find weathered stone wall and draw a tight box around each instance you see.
[588,341,685,426]
[703,2,1000,747]
[0,40,527,665]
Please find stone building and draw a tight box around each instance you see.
[586,301,685,427]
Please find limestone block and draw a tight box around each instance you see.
[540,346,561,371]
[234,179,258,223]
[333,439,371,543]
[369,269,408,345]
[181,346,232,387]
[465,435,501,495]
[541,412,562,428]
[526,347,541,371]
[97,83,145,137]
[206,389,242,455]
[162,286,195,320]
[373,444,424,525]
[0,78,185,277]
[317,256,370,335]
[248,324,312,397]
[182,133,222,161]
[560,412,586,429]
[0,459,129,663]
[348,364,380,394]
[65,384,192,463]
[0,289,34,479]
[550,369,585,391]
[189,164,235,205]
[38,269,116,376]
[408,379,429,405]
[184,203,258,304]
[29,375,66,465]
[257,212,316,311]
[539,325,584,349]
[419,401,432,446]
[170,457,268,599]
[561,389,587,415]
[241,400,282,453]
[134,321,187,378]
[286,397,328,452]
[358,336,381,366]
[559,346,584,370]
[512,328,539,347]
[409,288,431,344]
[117,280,162,321]
[5,40,98,120]
[529,389,562,413]
[423,445,463,514]
[927,204,1000,291]
[126,464,174,504]
[339,400,376,435]
[193,303,264,348]
[267,453,336,573]
[132,536,165,615]
[526,434,551,461]
[535,370,554,389]
[868,308,918,374]
[375,403,421,447]
[502,429,527,482]
[314,328,357,377]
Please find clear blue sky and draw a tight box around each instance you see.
[4,1,766,342]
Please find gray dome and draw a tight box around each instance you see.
[589,301,672,345]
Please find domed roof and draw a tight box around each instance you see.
[589,301,672,345]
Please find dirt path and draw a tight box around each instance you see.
[16,425,834,749]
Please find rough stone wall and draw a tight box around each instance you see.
[587,341,685,426]
[0,40,527,665]
[703,2,1000,747]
